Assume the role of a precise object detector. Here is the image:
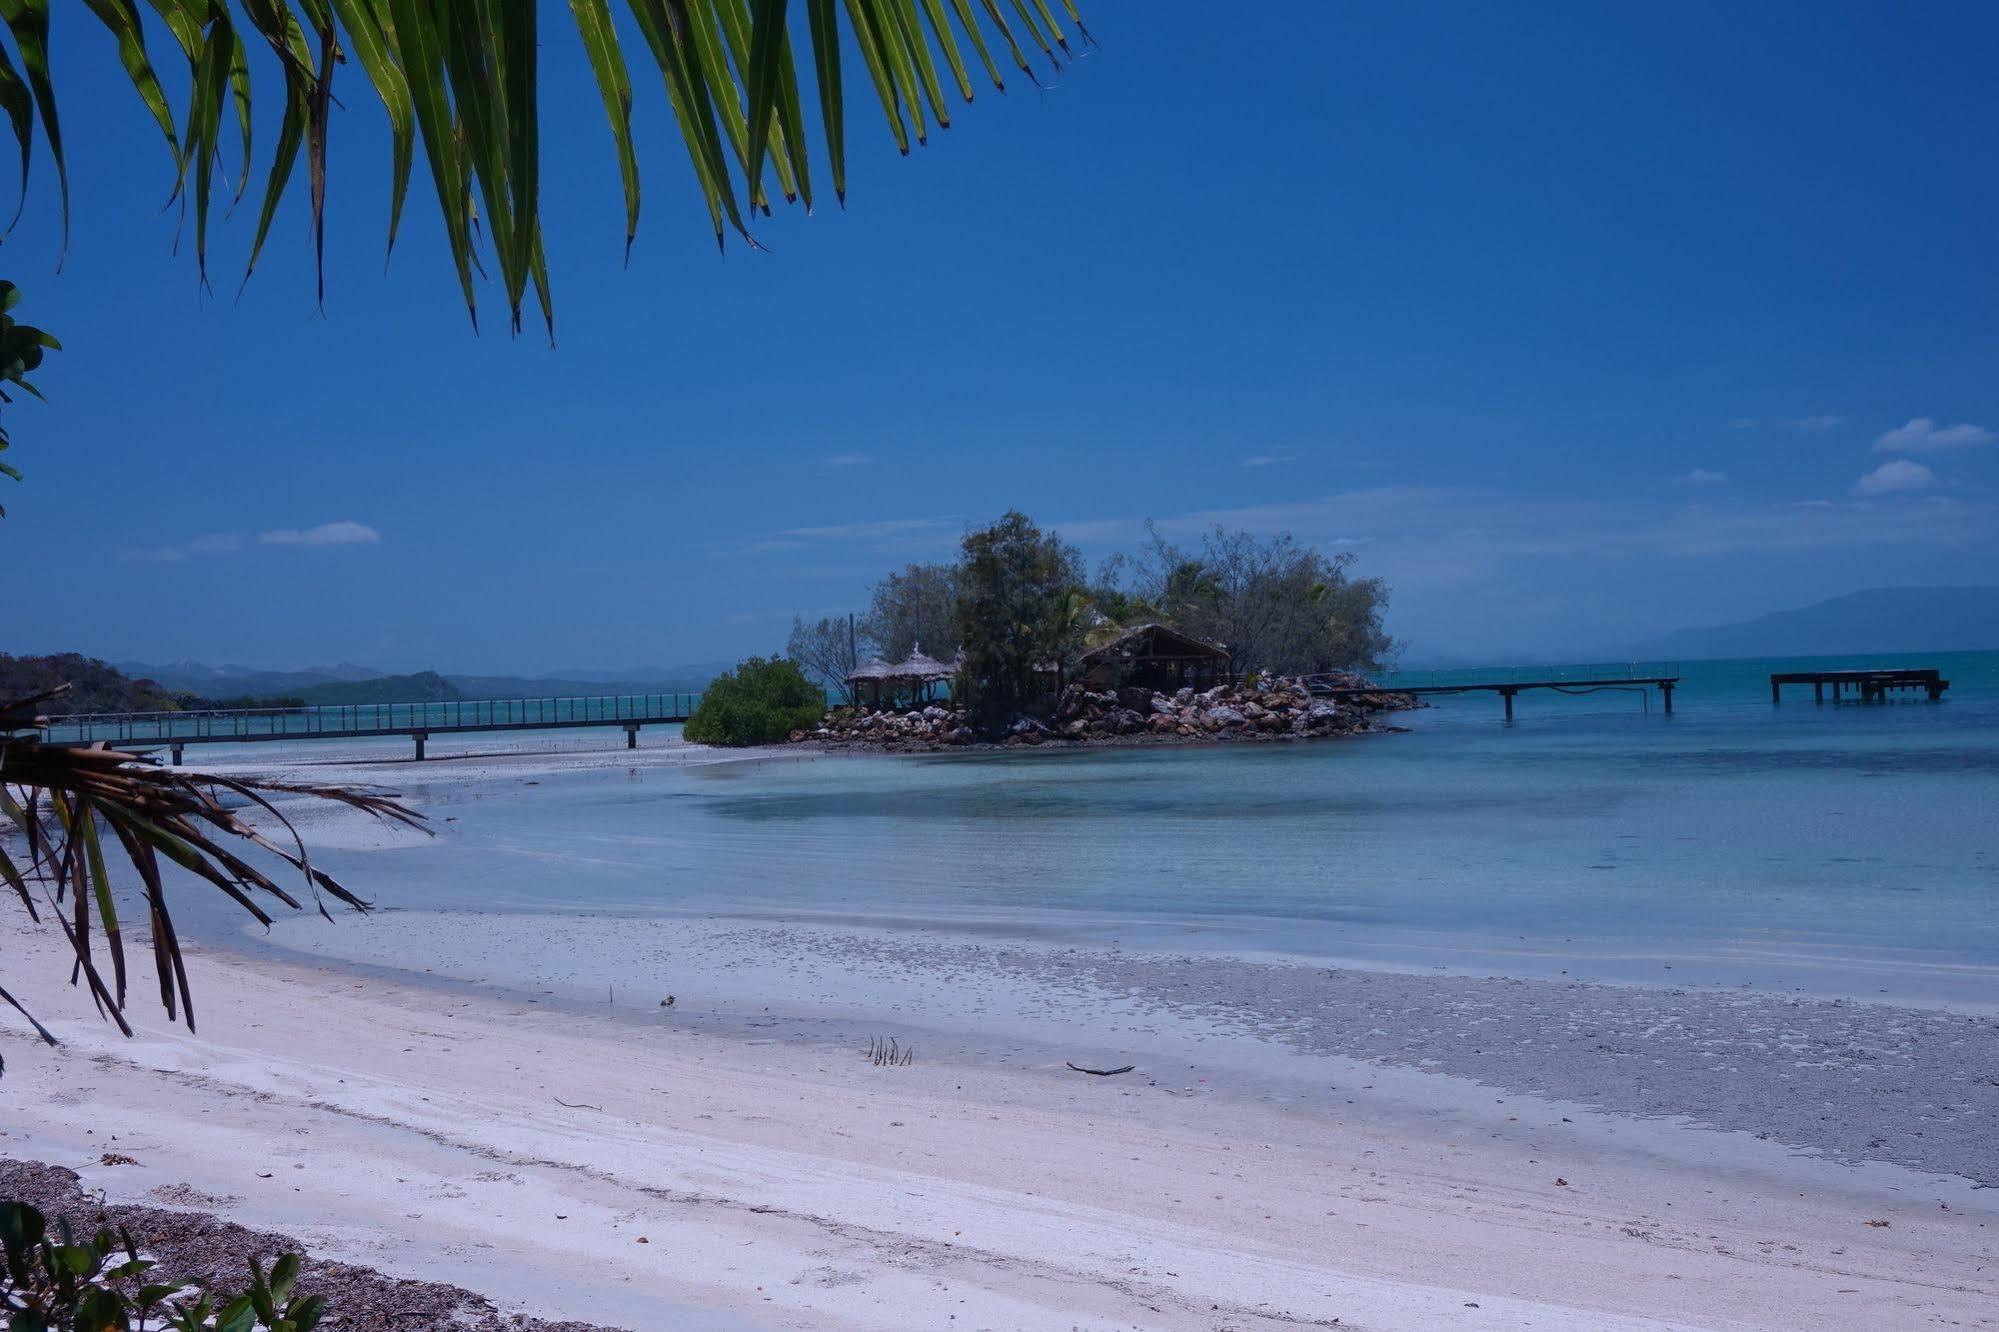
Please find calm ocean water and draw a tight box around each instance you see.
[221,650,1999,1005]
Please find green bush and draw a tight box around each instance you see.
[682,657,826,746]
[0,1200,323,1331]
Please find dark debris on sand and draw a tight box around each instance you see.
[0,1159,627,1332]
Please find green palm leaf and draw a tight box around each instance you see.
[0,0,1088,331]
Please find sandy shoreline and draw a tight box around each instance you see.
[6,733,1996,1327]
[5,916,1995,1330]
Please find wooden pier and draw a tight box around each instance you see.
[1315,676,1678,720]
[43,693,702,763]
[1769,668,1948,704]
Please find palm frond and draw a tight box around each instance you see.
[0,0,1092,335]
[0,706,426,1057]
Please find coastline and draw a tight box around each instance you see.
[5,916,1995,1329]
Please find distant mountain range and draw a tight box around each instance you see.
[118,658,732,704]
[1630,586,1999,660]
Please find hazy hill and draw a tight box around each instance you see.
[292,671,462,706]
[119,660,726,702]
[1633,586,1999,659]
[119,660,381,695]
[3,654,178,714]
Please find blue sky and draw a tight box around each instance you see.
[6,1,1997,672]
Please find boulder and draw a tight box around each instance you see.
[1150,695,1178,716]
[1207,705,1246,728]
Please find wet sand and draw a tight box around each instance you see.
[4,916,1995,1330]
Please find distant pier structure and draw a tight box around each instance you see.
[1315,674,1677,720]
[1769,668,1949,704]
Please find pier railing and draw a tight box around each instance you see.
[43,692,701,756]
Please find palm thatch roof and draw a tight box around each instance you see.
[847,646,959,685]
[844,657,899,685]
[1079,623,1228,665]
[891,645,958,682]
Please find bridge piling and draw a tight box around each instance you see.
[413,733,427,762]
[170,743,184,766]
[624,723,640,749]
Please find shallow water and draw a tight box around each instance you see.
[215,650,1999,1006]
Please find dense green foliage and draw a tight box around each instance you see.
[683,657,825,746]
[954,513,1087,721]
[1,1200,323,1331]
[0,283,57,514]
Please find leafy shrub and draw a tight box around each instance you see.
[1,1200,323,1331]
[682,657,825,746]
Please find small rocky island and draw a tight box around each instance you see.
[794,671,1416,751]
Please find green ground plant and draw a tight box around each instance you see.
[0,1201,323,1332]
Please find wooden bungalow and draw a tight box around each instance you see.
[1078,623,1229,693]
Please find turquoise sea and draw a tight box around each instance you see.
[216,650,1999,1007]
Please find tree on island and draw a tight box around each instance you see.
[785,615,860,705]
[953,512,1086,724]
[0,2,1094,1061]
[1102,524,1396,676]
[862,563,963,664]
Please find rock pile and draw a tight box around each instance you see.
[792,674,1413,751]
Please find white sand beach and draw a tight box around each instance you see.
[4,910,1994,1331]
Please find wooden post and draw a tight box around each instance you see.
[1501,687,1515,721]
[413,733,427,761]
[171,743,184,766]
[1814,681,1823,703]
[625,723,639,749]
[1660,682,1674,715]
[1772,678,1782,704]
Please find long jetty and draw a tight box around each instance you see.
[43,693,701,763]
[1313,675,1678,720]
[1769,668,1948,703]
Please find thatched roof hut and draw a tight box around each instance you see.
[844,657,898,686]
[890,645,957,683]
[1078,623,1228,690]
[845,645,959,706]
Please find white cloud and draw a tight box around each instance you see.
[819,453,872,468]
[1851,459,1936,497]
[1783,414,1844,432]
[124,521,379,562]
[1241,450,1298,468]
[258,520,381,547]
[1679,468,1727,486]
[1872,417,1994,454]
[777,516,956,541]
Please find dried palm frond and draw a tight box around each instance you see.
[0,688,426,1070]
